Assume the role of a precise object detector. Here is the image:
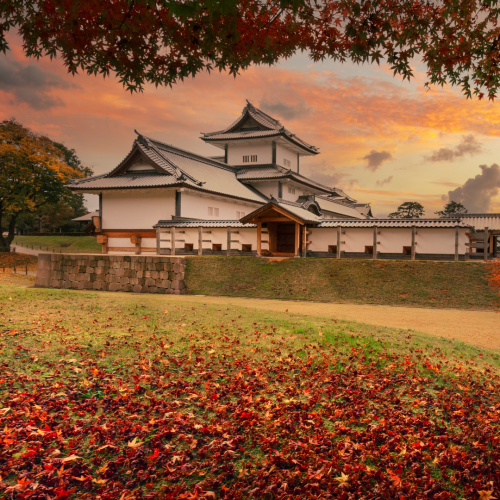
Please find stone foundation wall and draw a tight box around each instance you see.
[34,254,187,294]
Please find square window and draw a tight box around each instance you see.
[365,246,374,255]
[328,245,337,254]
[214,208,219,217]
[242,244,252,252]
[236,211,245,218]
[212,244,222,251]
[288,186,295,195]
[251,155,257,162]
[284,159,291,167]
[403,246,411,255]
[208,207,213,216]
[184,243,193,251]
[243,155,249,163]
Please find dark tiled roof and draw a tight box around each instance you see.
[154,220,256,228]
[69,134,267,205]
[201,101,318,154]
[317,219,472,228]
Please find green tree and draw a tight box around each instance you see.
[435,201,468,218]
[0,119,84,252]
[388,202,425,219]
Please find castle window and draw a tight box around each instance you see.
[236,211,245,218]
[328,245,337,254]
[242,244,252,252]
[403,246,411,255]
[212,244,222,251]
[243,155,257,162]
[251,155,257,162]
[208,207,219,217]
[243,155,249,163]
[288,186,295,195]
[284,159,291,167]
[184,243,194,251]
[365,246,374,255]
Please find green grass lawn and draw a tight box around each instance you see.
[1,284,500,498]
[185,256,498,311]
[11,235,101,253]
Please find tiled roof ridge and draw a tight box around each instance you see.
[68,173,108,186]
[443,213,500,217]
[148,136,235,171]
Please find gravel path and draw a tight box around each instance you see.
[166,295,500,351]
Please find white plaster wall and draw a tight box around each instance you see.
[102,190,176,229]
[181,192,260,220]
[252,181,279,200]
[308,227,470,254]
[227,143,272,166]
[276,144,298,171]
[170,227,259,252]
[416,228,469,254]
[280,183,303,202]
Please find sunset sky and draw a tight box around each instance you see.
[2,35,500,217]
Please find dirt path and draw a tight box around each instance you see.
[165,295,500,350]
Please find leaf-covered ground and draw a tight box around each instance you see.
[0,253,38,270]
[1,285,500,499]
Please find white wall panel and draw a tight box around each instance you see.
[181,192,260,220]
[102,190,176,229]
[227,143,272,166]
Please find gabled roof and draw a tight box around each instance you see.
[236,165,340,195]
[241,198,323,225]
[201,101,319,155]
[68,133,267,205]
[315,195,367,219]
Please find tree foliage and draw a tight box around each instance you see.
[0,119,85,252]
[388,201,425,219]
[2,0,500,98]
[435,201,468,217]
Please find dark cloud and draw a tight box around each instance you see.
[0,55,77,109]
[259,97,310,121]
[361,150,393,171]
[424,134,483,162]
[376,176,393,186]
[445,164,500,212]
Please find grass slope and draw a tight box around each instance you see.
[0,284,500,498]
[185,256,497,310]
[12,235,101,253]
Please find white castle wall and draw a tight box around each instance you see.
[227,143,272,166]
[102,189,176,229]
[275,144,298,171]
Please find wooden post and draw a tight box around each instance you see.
[302,225,307,258]
[97,234,108,254]
[373,226,378,260]
[455,227,459,261]
[131,235,142,255]
[198,226,203,256]
[336,226,341,259]
[294,222,300,257]
[227,227,231,256]
[156,229,161,255]
[257,222,262,256]
[411,226,416,261]
[484,227,489,262]
[170,226,176,256]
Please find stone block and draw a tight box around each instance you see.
[83,273,90,281]
[93,281,102,290]
[76,281,85,290]
[132,284,142,293]
[149,286,158,293]
[83,281,93,290]
[122,284,132,292]
[97,260,106,267]
[145,277,155,286]
[63,280,72,289]
[144,271,151,278]
[150,271,159,279]
[146,263,156,271]
[129,270,136,278]
[101,282,110,291]
[161,279,171,288]
[122,261,130,269]
[121,276,130,285]
[86,266,95,273]
[169,271,176,280]
[155,263,163,271]
[171,280,179,289]
[146,256,154,263]
[175,272,184,281]
[136,270,144,279]
[174,289,181,295]
[115,268,124,277]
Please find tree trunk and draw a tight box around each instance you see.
[0,214,18,253]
